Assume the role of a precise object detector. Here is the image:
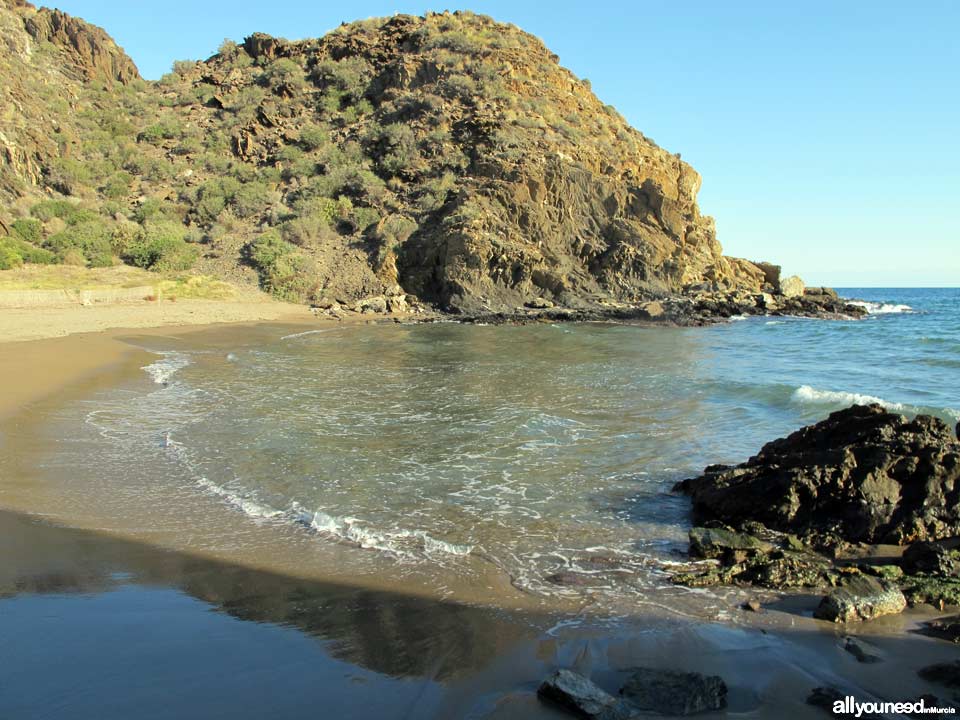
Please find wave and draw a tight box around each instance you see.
[141,352,192,384]
[296,507,473,559]
[846,300,913,315]
[792,385,960,421]
[280,328,333,341]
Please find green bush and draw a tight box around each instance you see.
[31,199,77,222]
[44,220,114,267]
[11,218,43,244]
[123,221,198,271]
[0,242,24,270]
[298,123,328,151]
[245,230,317,302]
[102,171,133,199]
[231,181,276,219]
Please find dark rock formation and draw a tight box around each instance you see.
[813,575,906,623]
[620,668,727,715]
[537,669,638,720]
[676,404,960,546]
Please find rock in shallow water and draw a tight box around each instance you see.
[813,575,906,623]
[620,667,727,715]
[537,669,638,720]
[676,404,960,546]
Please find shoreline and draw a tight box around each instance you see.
[2,291,959,717]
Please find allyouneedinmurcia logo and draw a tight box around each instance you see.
[833,696,956,716]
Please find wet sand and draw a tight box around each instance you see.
[3,509,959,719]
[2,320,960,718]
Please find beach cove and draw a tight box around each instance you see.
[2,289,959,718]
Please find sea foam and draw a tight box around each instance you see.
[791,384,908,412]
[846,300,914,315]
[141,352,192,384]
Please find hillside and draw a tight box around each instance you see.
[0,2,777,314]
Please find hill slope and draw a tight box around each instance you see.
[0,3,772,313]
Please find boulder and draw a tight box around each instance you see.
[537,669,638,720]
[638,300,665,319]
[902,540,960,576]
[688,526,774,561]
[779,275,805,297]
[525,297,555,309]
[676,404,960,546]
[813,575,906,622]
[620,668,727,716]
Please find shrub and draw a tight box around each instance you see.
[0,242,24,270]
[245,230,316,302]
[298,123,328,151]
[193,177,241,224]
[370,123,421,177]
[102,171,133,199]
[44,220,114,267]
[123,221,197,271]
[11,218,43,244]
[261,58,305,91]
[30,199,79,223]
[231,181,277,219]
[309,57,372,101]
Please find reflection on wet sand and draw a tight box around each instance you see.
[0,509,538,683]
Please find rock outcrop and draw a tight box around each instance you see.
[671,405,960,622]
[0,3,842,316]
[676,404,960,546]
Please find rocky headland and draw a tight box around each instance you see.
[0,1,864,324]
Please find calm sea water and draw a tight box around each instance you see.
[30,288,960,606]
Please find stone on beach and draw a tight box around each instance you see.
[537,669,638,720]
[813,575,906,623]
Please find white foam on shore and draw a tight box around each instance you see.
[197,478,284,520]
[293,507,474,560]
[846,300,914,315]
[141,352,192,384]
[791,385,908,412]
[790,385,960,421]
[280,329,333,341]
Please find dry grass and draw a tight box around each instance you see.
[0,265,236,300]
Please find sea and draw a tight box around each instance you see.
[14,287,960,613]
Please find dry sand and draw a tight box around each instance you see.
[0,299,324,426]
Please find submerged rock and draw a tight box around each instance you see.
[842,636,881,663]
[620,668,727,716]
[676,404,960,546]
[813,575,906,623]
[537,669,638,720]
[918,661,960,690]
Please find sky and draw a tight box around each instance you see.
[50,0,959,286]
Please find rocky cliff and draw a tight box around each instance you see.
[0,5,801,314]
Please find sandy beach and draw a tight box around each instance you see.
[0,296,323,422]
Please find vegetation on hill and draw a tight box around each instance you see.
[0,2,766,311]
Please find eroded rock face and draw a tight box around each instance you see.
[676,404,960,546]
[20,4,139,84]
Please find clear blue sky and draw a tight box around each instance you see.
[52,1,959,286]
